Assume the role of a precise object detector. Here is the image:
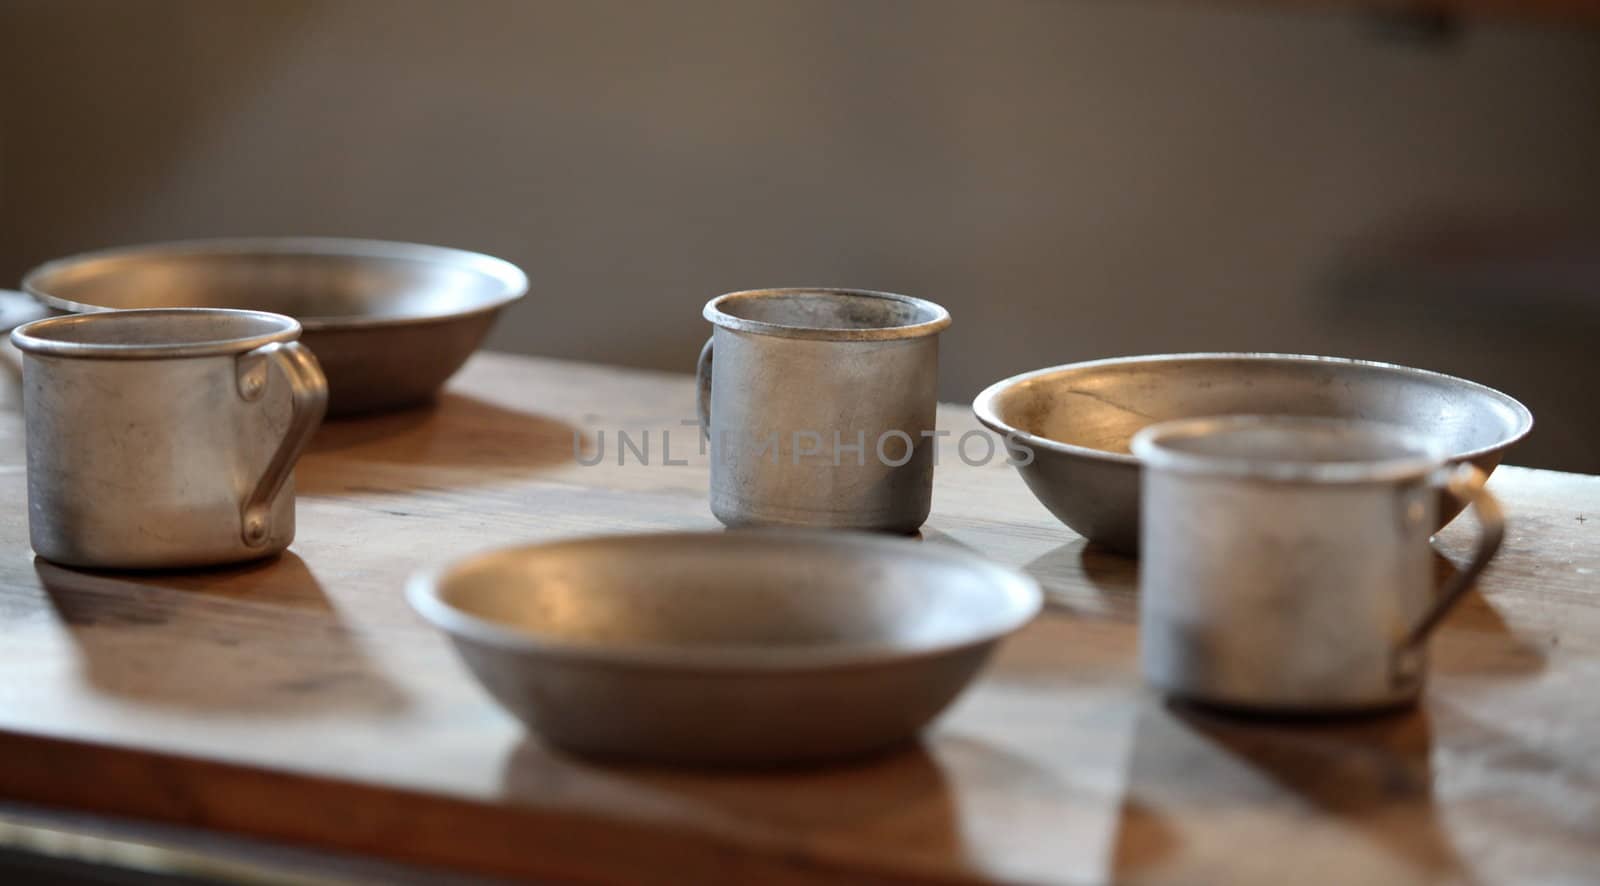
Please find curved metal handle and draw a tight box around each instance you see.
[1396,465,1505,664]
[237,341,328,547]
[696,336,713,442]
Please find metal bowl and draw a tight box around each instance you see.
[408,531,1041,767]
[20,238,527,416]
[973,353,1533,554]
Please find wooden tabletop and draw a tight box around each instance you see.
[0,352,1595,885]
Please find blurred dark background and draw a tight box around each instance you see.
[2,0,1597,470]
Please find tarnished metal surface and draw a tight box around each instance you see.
[20,238,526,416]
[973,353,1532,553]
[12,308,327,568]
[698,288,950,533]
[1132,416,1504,713]
[408,530,1041,767]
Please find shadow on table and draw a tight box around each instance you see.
[1023,538,1138,620]
[1427,551,1548,678]
[34,553,409,716]
[1111,699,1465,882]
[916,527,972,549]
[497,733,1056,877]
[299,392,582,494]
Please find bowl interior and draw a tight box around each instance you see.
[25,240,525,324]
[419,533,1038,659]
[985,356,1530,461]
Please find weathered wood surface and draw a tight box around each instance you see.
[0,352,1594,884]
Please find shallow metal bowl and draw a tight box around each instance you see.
[408,531,1041,767]
[21,238,527,416]
[973,353,1533,554]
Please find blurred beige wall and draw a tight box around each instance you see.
[2,0,1597,469]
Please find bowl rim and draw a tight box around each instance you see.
[407,530,1043,672]
[972,352,1535,466]
[21,236,529,331]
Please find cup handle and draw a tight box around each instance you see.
[1392,464,1505,677]
[696,336,713,442]
[236,341,328,547]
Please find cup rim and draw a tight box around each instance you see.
[11,308,301,360]
[703,287,951,342]
[1130,415,1447,485]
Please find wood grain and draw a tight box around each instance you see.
[0,352,1595,884]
